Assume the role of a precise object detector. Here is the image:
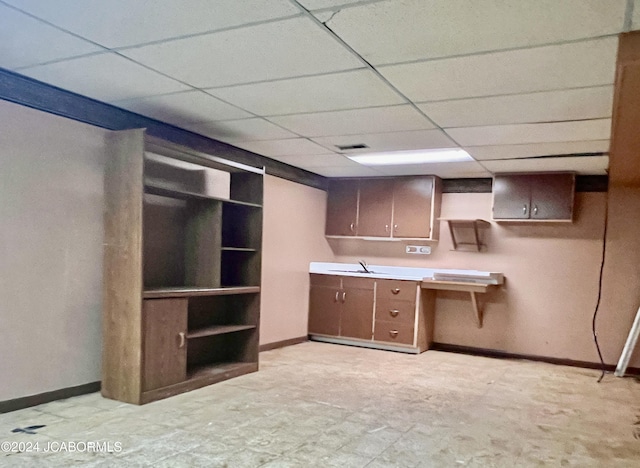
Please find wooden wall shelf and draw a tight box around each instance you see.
[440,219,490,251]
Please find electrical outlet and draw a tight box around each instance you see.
[406,245,431,255]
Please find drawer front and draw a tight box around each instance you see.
[342,276,375,290]
[376,279,417,302]
[374,321,415,346]
[375,298,415,324]
[310,273,341,288]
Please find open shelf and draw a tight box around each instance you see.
[145,183,262,208]
[187,324,256,339]
[187,362,257,381]
[143,286,260,299]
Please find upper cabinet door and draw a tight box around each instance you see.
[492,175,531,220]
[392,176,434,238]
[530,173,575,220]
[358,179,394,237]
[493,173,575,221]
[326,179,359,236]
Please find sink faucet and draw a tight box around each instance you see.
[358,260,371,274]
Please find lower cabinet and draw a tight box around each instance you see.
[309,274,434,353]
[136,289,260,403]
[142,298,188,392]
[308,275,374,340]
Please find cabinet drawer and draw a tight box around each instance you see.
[375,298,415,324]
[374,321,414,346]
[376,279,417,302]
[310,274,341,288]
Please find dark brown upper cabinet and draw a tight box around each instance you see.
[358,179,394,237]
[325,176,442,240]
[392,176,436,238]
[492,173,575,221]
[325,179,359,236]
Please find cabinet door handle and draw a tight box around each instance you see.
[394,224,398,231]
[350,222,355,233]
[385,224,389,232]
[335,291,339,302]
[178,332,185,349]
[522,204,528,215]
[389,309,399,317]
[389,330,399,339]
[533,205,538,215]
[391,288,401,295]
[342,291,346,303]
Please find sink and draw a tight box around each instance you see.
[328,269,377,274]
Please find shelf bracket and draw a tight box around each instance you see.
[470,291,483,328]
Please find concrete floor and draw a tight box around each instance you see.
[1,341,639,467]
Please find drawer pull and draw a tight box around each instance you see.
[389,330,399,339]
[389,309,399,317]
[391,288,401,295]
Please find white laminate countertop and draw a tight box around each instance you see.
[309,262,504,285]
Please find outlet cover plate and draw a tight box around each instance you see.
[406,245,431,255]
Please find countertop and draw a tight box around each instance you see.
[310,262,504,285]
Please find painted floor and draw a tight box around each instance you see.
[1,341,639,467]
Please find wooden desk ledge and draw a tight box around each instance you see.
[421,279,499,328]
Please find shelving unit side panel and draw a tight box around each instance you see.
[102,129,145,404]
[185,200,222,287]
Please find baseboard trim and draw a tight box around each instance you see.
[259,336,308,352]
[0,381,101,414]
[431,343,640,376]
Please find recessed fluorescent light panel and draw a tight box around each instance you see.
[347,149,473,165]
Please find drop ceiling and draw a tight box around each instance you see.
[1,0,637,179]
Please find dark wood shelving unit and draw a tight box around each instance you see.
[103,131,264,405]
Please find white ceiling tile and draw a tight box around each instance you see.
[633,1,640,30]
[120,17,362,88]
[312,129,456,153]
[466,140,610,161]
[0,5,102,70]
[325,0,625,65]
[230,139,332,157]
[446,119,612,147]
[4,0,300,48]
[482,156,609,175]
[270,154,357,167]
[371,161,491,178]
[419,86,614,128]
[307,165,383,177]
[115,91,252,126]
[379,38,617,102]
[269,105,434,137]
[184,118,298,142]
[207,69,403,116]
[19,53,190,101]
[298,0,365,9]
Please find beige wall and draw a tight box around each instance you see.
[0,100,108,401]
[330,190,639,367]
[260,175,334,345]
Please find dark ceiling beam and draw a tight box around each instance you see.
[0,67,328,191]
